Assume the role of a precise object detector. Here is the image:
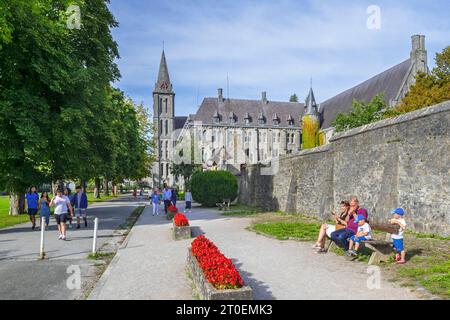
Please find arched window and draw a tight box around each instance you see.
[166,163,170,177]
[165,120,169,136]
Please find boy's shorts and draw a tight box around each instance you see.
[28,208,38,216]
[55,213,68,225]
[392,238,404,252]
[349,235,370,243]
[74,208,87,218]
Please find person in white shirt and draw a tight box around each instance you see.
[347,215,372,256]
[389,207,407,264]
[50,189,74,241]
[184,190,193,213]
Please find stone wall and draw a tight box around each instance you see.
[239,101,450,236]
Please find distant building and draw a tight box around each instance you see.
[151,35,428,188]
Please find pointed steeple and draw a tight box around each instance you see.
[305,86,318,115]
[154,50,173,93]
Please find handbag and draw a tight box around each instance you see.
[335,224,345,231]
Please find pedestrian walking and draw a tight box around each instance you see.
[171,187,178,207]
[163,187,172,215]
[50,189,74,241]
[72,186,88,229]
[151,188,160,216]
[25,186,39,230]
[184,189,193,213]
[39,192,51,229]
[64,188,74,229]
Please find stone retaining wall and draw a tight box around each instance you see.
[239,101,450,236]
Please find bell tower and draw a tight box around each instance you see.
[153,50,175,188]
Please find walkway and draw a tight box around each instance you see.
[0,195,141,300]
[90,203,418,300]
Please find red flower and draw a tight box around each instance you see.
[174,213,189,227]
[168,205,178,213]
[191,236,244,289]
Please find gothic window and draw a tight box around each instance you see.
[159,98,163,114]
[278,132,281,143]
[164,99,168,113]
[165,120,169,136]
[161,163,164,177]
[166,163,170,177]
[160,120,163,135]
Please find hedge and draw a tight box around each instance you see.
[190,171,238,207]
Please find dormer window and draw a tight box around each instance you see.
[229,112,236,124]
[213,111,220,124]
[287,115,294,126]
[244,113,251,125]
[272,113,280,125]
[258,113,265,125]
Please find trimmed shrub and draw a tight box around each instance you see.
[190,171,238,207]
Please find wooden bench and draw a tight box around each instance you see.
[326,224,399,265]
[361,224,399,265]
[216,199,231,211]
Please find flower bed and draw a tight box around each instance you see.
[173,213,192,240]
[187,236,253,300]
[167,204,177,220]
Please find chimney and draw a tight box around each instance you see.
[261,91,268,104]
[218,88,224,102]
[411,34,428,74]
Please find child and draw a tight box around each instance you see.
[389,208,407,264]
[347,214,372,256]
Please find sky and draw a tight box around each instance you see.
[108,0,450,116]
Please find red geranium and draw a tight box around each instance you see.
[174,213,189,227]
[168,205,178,213]
[191,236,244,290]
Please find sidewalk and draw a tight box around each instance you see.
[0,195,141,300]
[89,205,193,300]
[90,204,418,300]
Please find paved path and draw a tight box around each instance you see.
[90,203,418,300]
[0,195,142,300]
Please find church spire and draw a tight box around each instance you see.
[154,49,173,93]
[305,86,318,115]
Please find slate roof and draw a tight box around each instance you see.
[320,59,411,129]
[192,97,304,128]
[174,116,188,130]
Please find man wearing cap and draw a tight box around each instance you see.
[331,196,369,251]
[389,208,407,264]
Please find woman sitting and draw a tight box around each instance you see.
[313,200,350,253]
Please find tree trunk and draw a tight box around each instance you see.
[103,178,109,196]
[80,179,87,193]
[112,181,117,196]
[9,193,25,216]
[94,178,101,199]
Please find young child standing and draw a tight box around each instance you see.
[184,189,193,213]
[347,214,372,256]
[389,207,407,264]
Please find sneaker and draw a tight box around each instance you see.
[350,250,358,256]
[76,224,80,229]
[32,224,36,230]
[345,250,352,256]
[84,219,87,228]
[312,243,321,249]
[58,234,63,240]
[62,235,66,241]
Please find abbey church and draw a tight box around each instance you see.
[151,35,428,188]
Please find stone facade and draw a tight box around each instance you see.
[239,101,450,236]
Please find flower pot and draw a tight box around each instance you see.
[173,223,192,240]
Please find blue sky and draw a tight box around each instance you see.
[108,0,450,116]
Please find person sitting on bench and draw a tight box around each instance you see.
[330,196,368,251]
[347,215,372,256]
[313,200,350,253]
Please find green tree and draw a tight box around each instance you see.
[289,94,299,102]
[332,95,386,133]
[171,162,201,190]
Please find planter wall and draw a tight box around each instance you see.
[173,224,192,240]
[186,248,253,300]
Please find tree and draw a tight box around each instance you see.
[289,94,299,102]
[394,46,450,114]
[171,162,201,190]
[332,95,386,133]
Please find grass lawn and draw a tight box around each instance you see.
[86,192,117,203]
[246,211,450,299]
[0,196,30,229]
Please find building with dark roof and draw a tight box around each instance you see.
[152,35,428,188]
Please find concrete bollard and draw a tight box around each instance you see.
[92,217,99,254]
[39,217,45,260]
